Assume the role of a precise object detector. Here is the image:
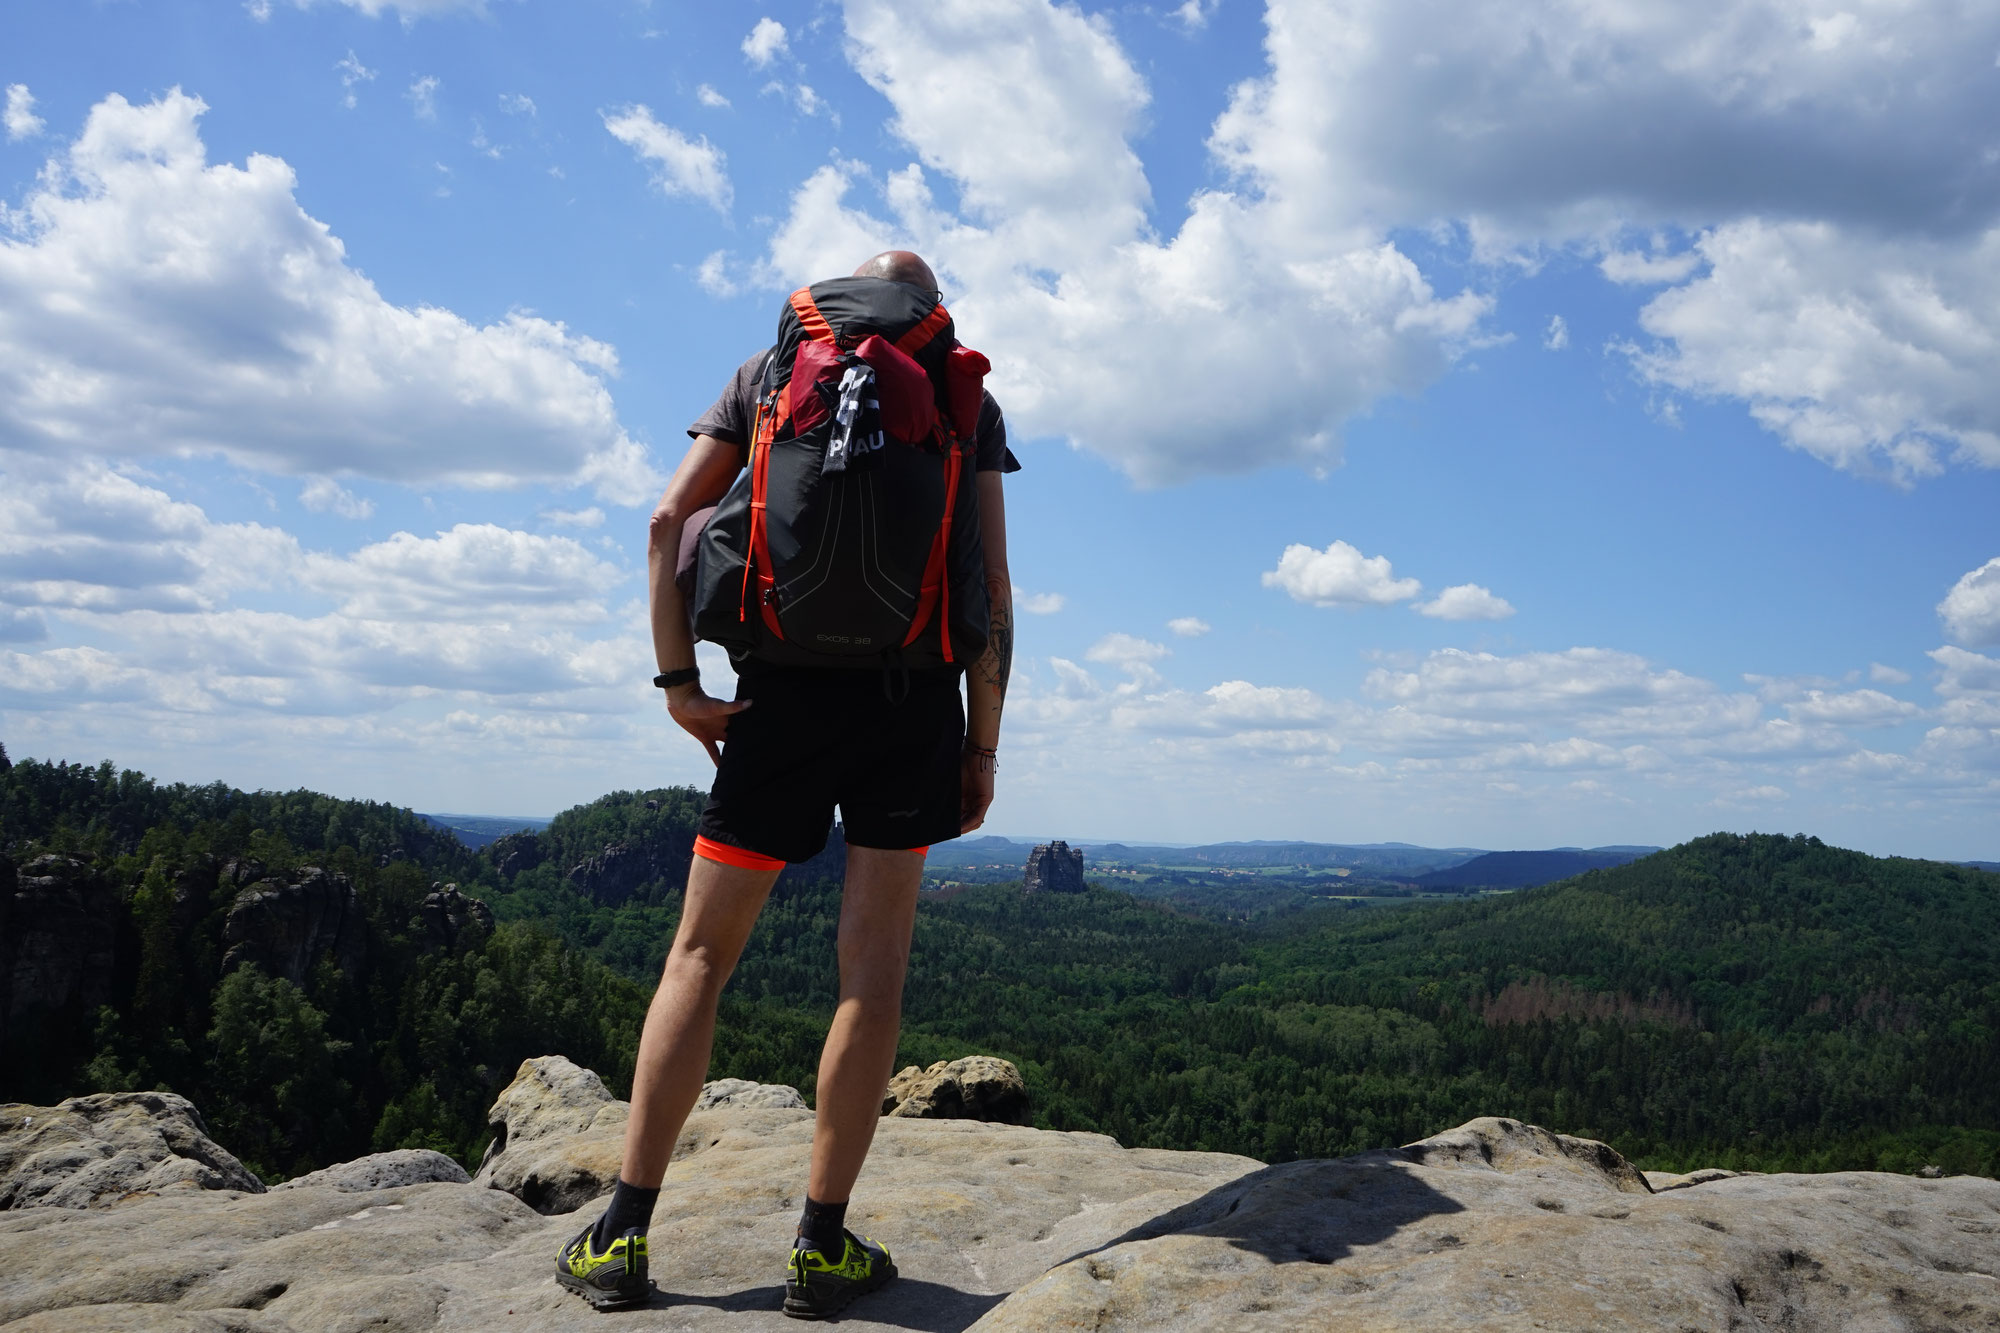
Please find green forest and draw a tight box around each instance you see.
[4,753,1997,1185]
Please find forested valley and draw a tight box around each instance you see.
[5,752,1996,1186]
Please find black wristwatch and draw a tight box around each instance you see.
[653,666,701,690]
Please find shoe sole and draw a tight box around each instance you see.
[556,1271,654,1311]
[782,1261,897,1320]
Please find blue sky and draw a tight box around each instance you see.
[3,0,1997,857]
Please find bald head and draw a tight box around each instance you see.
[853,249,938,294]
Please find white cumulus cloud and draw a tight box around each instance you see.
[1263,540,1421,607]
[304,524,623,622]
[5,85,43,141]
[603,104,732,214]
[407,75,439,120]
[1601,249,1702,285]
[0,463,299,615]
[1784,689,1922,728]
[1016,590,1065,615]
[1167,616,1211,638]
[742,18,789,67]
[334,51,376,109]
[1170,0,1219,31]
[0,91,657,503]
[300,477,374,520]
[1086,632,1170,679]
[1633,222,2000,483]
[696,84,731,109]
[774,0,2000,487]
[1939,557,2000,646]
[749,0,1488,485]
[1415,583,1516,621]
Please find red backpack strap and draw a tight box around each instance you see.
[901,441,966,663]
[789,288,838,345]
[895,301,952,358]
[741,391,790,637]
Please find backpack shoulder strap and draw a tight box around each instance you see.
[895,301,952,358]
[789,288,838,346]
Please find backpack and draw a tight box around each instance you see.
[687,277,993,671]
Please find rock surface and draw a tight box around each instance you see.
[272,1149,469,1193]
[692,1079,807,1112]
[470,1056,629,1215]
[982,1117,2000,1331]
[471,1058,808,1215]
[0,1092,264,1210]
[1023,840,1085,894]
[563,841,660,906]
[413,884,494,954]
[1645,1165,1742,1192]
[4,1071,1996,1333]
[487,830,544,879]
[0,855,121,1052]
[884,1057,1030,1125]
[220,866,365,985]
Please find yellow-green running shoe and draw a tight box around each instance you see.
[783,1230,896,1320]
[555,1221,651,1311]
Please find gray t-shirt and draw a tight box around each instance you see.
[688,350,1022,474]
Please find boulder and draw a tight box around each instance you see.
[220,867,365,985]
[272,1149,470,1193]
[1,855,120,1048]
[694,1079,807,1112]
[0,1091,264,1209]
[1645,1165,1743,1192]
[1402,1114,1653,1193]
[413,884,493,954]
[471,1056,813,1215]
[471,1056,627,1213]
[883,1057,1029,1124]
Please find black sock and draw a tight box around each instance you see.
[796,1196,848,1255]
[593,1178,660,1251]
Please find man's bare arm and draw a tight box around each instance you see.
[648,434,751,766]
[961,470,1010,831]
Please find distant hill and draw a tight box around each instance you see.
[1964,861,2000,872]
[1412,846,1661,889]
[926,839,1489,876]
[418,812,551,850]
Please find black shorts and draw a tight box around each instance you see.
[697,665,966,863]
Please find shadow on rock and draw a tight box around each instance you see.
[654,1279,1003,1331]
[1069,1150,1467,1268]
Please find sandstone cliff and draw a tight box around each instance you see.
[0,855,123,1058]
[220,864,367,985]
[1023,840,1085,894]
[2,1060,1995,1331]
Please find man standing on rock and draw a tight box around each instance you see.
[555,250,1017,1318]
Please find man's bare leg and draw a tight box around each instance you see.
[619,854,782,1188]
[807,843,925,1204]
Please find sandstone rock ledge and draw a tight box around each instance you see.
[0,1064,1994,1333]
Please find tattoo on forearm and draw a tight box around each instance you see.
[978,583,1013,704]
